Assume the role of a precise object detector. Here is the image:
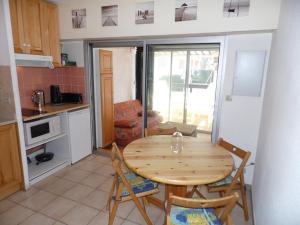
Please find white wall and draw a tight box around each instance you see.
[253,1,300,224]
[57,0,281,40]
[219,33,272,184]
[102,47,136,103]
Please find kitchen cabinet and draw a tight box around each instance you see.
[41,1,61,66]
[68,108,92,163]
[0,123,23,200]
[9,0,61,65]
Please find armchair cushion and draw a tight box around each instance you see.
[170,205,222,225]
[114,119,137,128]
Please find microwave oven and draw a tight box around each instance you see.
[24,115,62,146]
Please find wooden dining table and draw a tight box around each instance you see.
[123,135,234,208]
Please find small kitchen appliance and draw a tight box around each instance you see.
[31,90,45,112]
[50,85,63,105]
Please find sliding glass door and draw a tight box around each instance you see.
[147,44,220,133]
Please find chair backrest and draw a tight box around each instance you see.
[218,138,251,195]
[166,193,239,224]
[111,142,137,200]
[145,127,177,137]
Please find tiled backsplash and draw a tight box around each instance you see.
[17,67,86,108]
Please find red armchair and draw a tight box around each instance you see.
[114,100,162,146]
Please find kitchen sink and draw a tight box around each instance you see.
[22,108,48,117]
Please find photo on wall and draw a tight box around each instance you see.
[175,0,198,22]
[72,8,87,29]
[223,0,250,17]
[102,5,118,26]
[135,1,154,24]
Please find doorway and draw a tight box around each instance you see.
[147,44,220,133]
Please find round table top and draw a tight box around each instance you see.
[123,135,234,186]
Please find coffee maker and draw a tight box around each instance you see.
[50,85,62,105]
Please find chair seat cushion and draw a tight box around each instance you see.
[207,176,233,188]
[120,172,158,197]
[170,205,222,225]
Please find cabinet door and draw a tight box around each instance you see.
[41,2,61,66]
[9,0,25,53]
[0,124,23,200]
[100,73,115,147]
[21,0,44,55]
[100,50,113,74]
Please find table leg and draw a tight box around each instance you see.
[165,184,187,201]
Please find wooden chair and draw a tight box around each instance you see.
[188,138,251,220]
[166,193,239,225]
[107,142,160,225]
[145,127,177,137]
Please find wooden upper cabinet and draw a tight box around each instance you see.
[20,0,45,55]
[9,0,24,53]
[100,50,113,74]
[0,123,23,200]
[41,1,61,66]
[9,0,61,64]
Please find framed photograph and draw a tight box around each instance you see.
[223,0,250,17]
[175,0,197,22]
[135,1,154,25]
[102,5,118,26]
[72,9,86,29]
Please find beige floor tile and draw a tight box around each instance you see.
[87,211,123,225]
[81,190,109,210]
[60,204,98,225]
[85,154,97,161]
[19,213,56,225]
[20,190,57,211]
[94,165,114,177]
[91,155,111,165]
[115,201,136,219]
[0,199,16,214]
[8,187,39,203]
[77,161,104,172]
[0,205,34,225]
[122,221,139,225]
[127,204,162,225]
[155,212,166,225]
[53,166,72,178]
[97,177,114,192]
[34,176,60,190]
[63,184,94,202]
[80,173,109,189]
[53,222,66,225]
[63,168,91,182]
[44,178,76,195]
[41,197,77,220]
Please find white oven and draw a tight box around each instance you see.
[24,115,62,146]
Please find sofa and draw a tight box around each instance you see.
[114,100,162,146]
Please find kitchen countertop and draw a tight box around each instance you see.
[0,119,17,126]
[23,103,90,122]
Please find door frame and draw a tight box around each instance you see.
[85,36,226,148]
[144,36,226,143]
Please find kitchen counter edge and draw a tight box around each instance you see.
[23,104,90,122]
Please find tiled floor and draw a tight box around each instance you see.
[0,150,253,225]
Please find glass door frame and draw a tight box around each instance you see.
[144,36,226,143]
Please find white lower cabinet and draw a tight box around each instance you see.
[68,108,92,163]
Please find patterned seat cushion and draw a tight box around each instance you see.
[207,176,233,188]
[170,205,222,225]
[120,172,158,197]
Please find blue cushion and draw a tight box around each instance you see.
[207,176,233,188]
[170,205,222,225]
[120,172,158,197]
